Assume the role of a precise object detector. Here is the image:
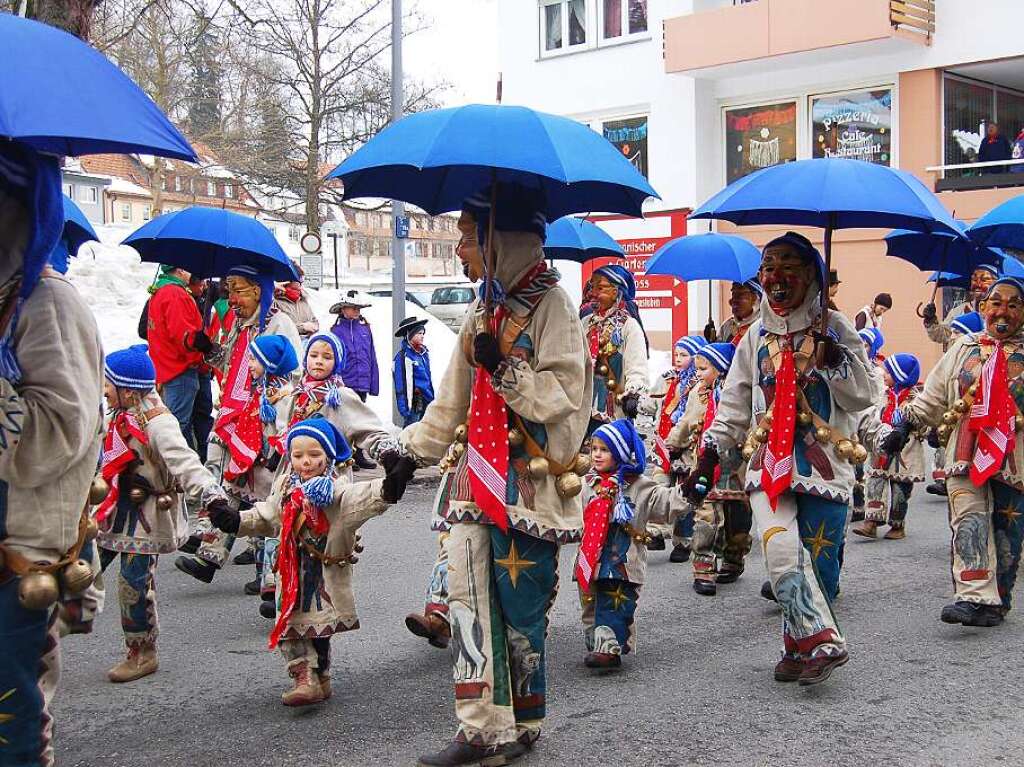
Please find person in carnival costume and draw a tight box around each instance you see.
[853,353,924,541]
[584,264,648,428]
[850,327,886,523]
[719,279,763,344]
[889,276,1024,628]
[89,345,225,682]
[402,184,591,767]
[394,316,435,427]
[577,418,686,670]
[208,417,416,706]
[175,264,301,584]
[684,232,874,686]
[0,141,105,767]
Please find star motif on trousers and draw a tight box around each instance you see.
[802,521,835,561]
[997,505,1022,524]
[606,583,630,611]
[0,688,17,744]
[494,540,536,588]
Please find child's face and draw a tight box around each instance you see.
[673,348,691,370]
[883,369,894,388]
[103,380,138,410]
[696,356,719,387]
[290,436,329,481]
[410,329,425,346]
[341,306,361,320]
[306,341,335,381]
[248,355,265,380]
[590,437,616,474]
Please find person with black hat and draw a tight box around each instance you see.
[393,316,434,427]
[827,269,841,311]
[855,293,892,331]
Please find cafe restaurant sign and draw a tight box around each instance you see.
[812,87,892,166]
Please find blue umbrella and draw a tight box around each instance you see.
[927,271,969,289]
[645,233,761,283]
[123,207,297,281]
[326,104,658,219]
[543,217,624,262]
[0,15,195,161]
[62,195,98,254]
[885,220,1002,275]
[966,195,1024,250]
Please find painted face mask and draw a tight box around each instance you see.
[590,274,619,312]
[970,268,997,301]
[729,283,758,320]
[226,275,261,319]
[981,283,1024,340]
[456,211,484,282]
[758,245,814,316]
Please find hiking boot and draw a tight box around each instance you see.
[773,653,804,682]
[584,651,622,670]
[317,671,332,700]
[108,642,158,683]
[178,535,201,554]
[716,564,743,584]
[760,580,777,602]
[243,578,261,596]
[418,740,526,767]
[174,556,217,583]
[354,449,377,470]
[259,600,276,620]
[233,549,256,566]
[692,579,717,596]
[883,525,906,540]
[926,480,947,497]
[940,601,1004,627]
[646,535,666,551]
[798,649,849,686]
[669,544,690,563]
[281,661,327,707]
[405,612,451,649]
[852,520,878,539]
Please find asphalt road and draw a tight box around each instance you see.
[54,484,1024,767]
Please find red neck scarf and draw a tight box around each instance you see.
[575,473,618,593]
[881,386,912,426]
[468,306,510,531]
[213,327,262,480]
[95,411,148,523]
[969,340,1017,486]
[654,375,680,474]
[762,345,797,510]
[268,478,331,649]
[699,387,722,485]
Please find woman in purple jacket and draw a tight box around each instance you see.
[330,289,379,470]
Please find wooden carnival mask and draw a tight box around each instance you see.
[456,211,485,282]
[980,282,1024,340]
[729,282,758,320]
[758,245,815,316]
[970,268,997,301]
[226,275,261,319]
[590,274,619,311]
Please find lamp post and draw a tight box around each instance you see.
[390,0,406,426]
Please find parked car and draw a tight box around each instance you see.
[367,289,428,310]
[428,285,476,331]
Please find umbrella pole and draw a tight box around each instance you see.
[483,180,498,325]
[821,219,834,334]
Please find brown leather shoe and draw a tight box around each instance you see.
[417,740,526,766]
[773,653,804,682]
[883,525,906,540]
[405,612,451,649]
[281,661,327,707]
[317,671,331,700]
[584,651,622,670]
[798,650,849,686]
[852,520,878,539]
[108,642,158,683]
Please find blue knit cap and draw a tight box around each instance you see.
[883,353,920,390]
[697,342,735,375]
[594,264,637,301]
[675,335,708,355]
[287,417,352,463]
[250,334,298,378]
[951,311,983,337]
[858,327,885,358]
[228,264,276,331]
[304,332,345,377]
[741,278,763,297]
[986,276,1024,299]
[104,344,156,391]
[592,418,647,524]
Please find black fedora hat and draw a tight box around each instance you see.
[395,316,428,338]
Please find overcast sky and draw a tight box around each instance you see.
[403,0,500,106]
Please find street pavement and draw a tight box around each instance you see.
[55,484,1024,766]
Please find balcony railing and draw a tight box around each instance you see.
[890,0,934,40]
[926,159,1024,193]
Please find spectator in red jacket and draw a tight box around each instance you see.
[146,264,213,446]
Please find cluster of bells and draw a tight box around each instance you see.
[738,410,870,465]
[595,362,618,392]
[444,423,592,499]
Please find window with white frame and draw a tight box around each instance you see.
[601,0,646,40]
[224,183,234,199]
[120,203,132,222]
[142,205,151,221]
[540,0,587,55]
[77,185,97,204]
[206,180,217,196]
[174,176,182,192]
[62,183,73,198]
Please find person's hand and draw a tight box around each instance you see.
[473,333,503,374]
[681,446,719,505]
[621,392,640,419]
[881,421,913,456]
[922,302,938,325]
[379,449,401,474]
[382,456,417,503]
[812,331,845,369]
[207,498,240,534]
[301,321,318,334]
[190,330,213,354]
[927,428,941,449]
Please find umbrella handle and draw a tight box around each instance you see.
[915,301,926,319]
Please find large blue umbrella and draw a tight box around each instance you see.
[885,220,1002,275]
[326,104,658,219]
[543,217,624,263]
[62,195,98,254]
[123,207,297,281]
[0,15,195,161]
[928,271,969,289]
[645,233,761,283]
[966,195,1024,250]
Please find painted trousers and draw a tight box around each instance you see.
[446,522,558,747]
[865,477,914,527]
[671,509,695,549]
[579,579,640,655]
[0,576,61,767]
[98,549,158,647]
[280,636,331,675]
[257,536,278,598]
[57,538,105,636]
[852,463,865,513]
[692,499,753,582]
[425,531,450,620]
[750,490,845,655]
[946,476,1024,611]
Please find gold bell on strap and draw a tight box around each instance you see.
[453,423,469,444]
[128,486,147,505]
[753,427,769,444]
[942,410,959,426]
[155,494,175,512]
[18,571,60,611]
[528,456,550,480]
[347,553,359,565]
[968,382,979,396]
[741,442,755,461]
[555,472,583,499]
[88,475,109,505]
[937,423,952,444]
[84,517,99,542]
[835,439,855,460]
[61,559,95,595]
[815,426,831,443]
[597,363,609,377]
[606,377,618,391]
[572,454,592,475]
[450,442,467,461]
[851,443,869,465]
[953,398,969,415]
[797,411,813,426]
[508,428,525,448]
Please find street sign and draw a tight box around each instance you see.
[299,231,321,254]
[395,215,410,239]
[300,253,324,290]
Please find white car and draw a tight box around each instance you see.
[428,285,476,331]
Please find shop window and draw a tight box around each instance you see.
[540,0,586,55]
[724,101,797,184]
[602,115,649,178]
[811,88,892,166]
[602,0,646,39]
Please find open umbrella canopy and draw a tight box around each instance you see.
[690,158,960,234]
[62,194,98,254]
[0,14,195,161]
[927,271,969,288]
[645,232,761,283]
[123,207,297,281]
[327,104,659,219]
[885,220,1002,275]
[543,216,624,262]
[966,194,1024,250]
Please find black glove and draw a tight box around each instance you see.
[921,302,938,325]
[207,498,240,534]
[812,331,845,369]
[190,330,214,354]
[703,320,717,343]
[927,428,941,449]
[668,446,684,462]
[681,445,719,506]
[881,421,913,457]
[382,456,417,503]
[473,333,503,375]
[621,392,640,419]
[379,449,401,474]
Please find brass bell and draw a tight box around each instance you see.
[156,493,175,512]
[84,516,99,542]
[937,423,952,443]
[61,559,95,595]
[953,398,969,414]
[128,486,147,505]
[942,411,959,426]
[741,442,755,461]
[528,456,550,480]
[815,426,831,443]
[852,444,869,464]
[835,439,854,460]
[606,377,617,391]
[1016,415,1024,432]
[450,442,467,461]
[354,542,365,554]
[797,411,813,426]
[555,471,583,499]
[88,475,109,505]
[597,363,609,377]
[347,553,359,565]
[968,383,979,396]
[762,413,773,426]
[753,427,769,443]
[508,428,524,448]
[453,423,469,444]
[17,571,60,611]
[572,454,592,475]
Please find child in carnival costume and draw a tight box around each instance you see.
[684,232,875,686]
[176,264,301,584]
[576,419,686,670]
[851,327,886,522]
[91,345,226,682]
[670,342,752,596]
[853,354,925,541]
[891,276,1024,628]
[208,417,416,706]
[584,264,648,428]
[719,279,762,344]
